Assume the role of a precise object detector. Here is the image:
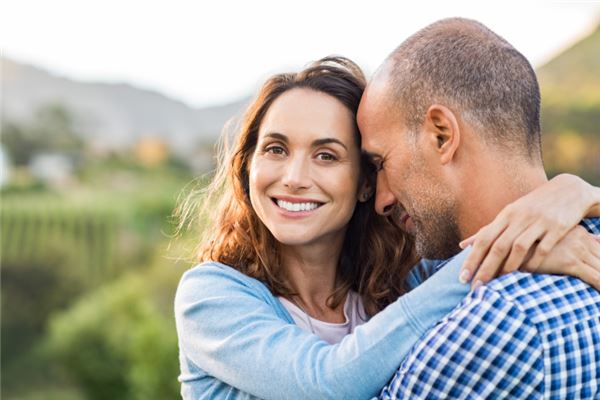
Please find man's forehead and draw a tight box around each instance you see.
[360,75,390,113]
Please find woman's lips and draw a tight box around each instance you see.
[400,211,410,224]
[400,211,415,233]
[270,197,325,217]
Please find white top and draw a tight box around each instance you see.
[278,291,368,344]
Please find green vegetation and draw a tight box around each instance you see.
[1,110,199,398]
[1,104,84,166]
[1,200,118,284]
[44,258,184,400]
[538,24,600,185]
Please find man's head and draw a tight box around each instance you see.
[358,18,544,259]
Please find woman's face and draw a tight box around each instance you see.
[249,88,362,248]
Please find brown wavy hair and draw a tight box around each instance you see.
[175,56,416,316]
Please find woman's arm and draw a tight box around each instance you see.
[175,256,471,400]
[459,174,600,288]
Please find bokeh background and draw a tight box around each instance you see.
[1,1,599,399]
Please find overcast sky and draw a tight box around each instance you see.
[2,0,599,108]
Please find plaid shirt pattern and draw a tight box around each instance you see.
[379,218,600,399]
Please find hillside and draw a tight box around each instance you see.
[1,57,248,157]
[537,24,600,105]
[536,23,600,184]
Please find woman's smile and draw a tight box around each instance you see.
[249,88,362,247]
[271,196,325,217]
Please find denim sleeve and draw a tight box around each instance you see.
[175,250,471,400]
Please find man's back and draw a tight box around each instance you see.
[380,220,600,399]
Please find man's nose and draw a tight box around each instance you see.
[281,154,311,190]
[374,173,397,216]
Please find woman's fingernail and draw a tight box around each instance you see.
[472,280,483,291]
[459,269,471,284]
[459,241,465,249]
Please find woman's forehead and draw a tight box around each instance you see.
[259,88,357,145]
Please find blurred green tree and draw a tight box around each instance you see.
[45,266,181,400]
[2,104,84,166]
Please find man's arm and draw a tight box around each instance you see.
[379,284,544,400]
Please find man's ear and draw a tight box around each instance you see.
[422,104,460,165]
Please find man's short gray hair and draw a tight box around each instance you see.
[384,17,542,161]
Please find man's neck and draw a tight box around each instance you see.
[458,159,548,239]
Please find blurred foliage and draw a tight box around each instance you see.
[538,24,600,186]
[1,200,118,284]
[1,140,195,398]
[44,259,183,400]
[1,104,84,166]
[1,253,86,366]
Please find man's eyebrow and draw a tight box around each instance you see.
[312,138,348,151]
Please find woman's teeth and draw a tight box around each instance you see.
[276,200,320,212]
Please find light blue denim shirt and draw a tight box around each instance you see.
[174,248,472,400]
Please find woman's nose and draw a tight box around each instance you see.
[374,173,397,216]
[281,155,311,190]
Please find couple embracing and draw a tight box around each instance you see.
[175,18,600,399]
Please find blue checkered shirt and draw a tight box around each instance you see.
[379,218,600,399]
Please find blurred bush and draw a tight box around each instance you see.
[44,264,181,400]
[1,249,86,368]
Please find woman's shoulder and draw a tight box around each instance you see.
[183,260,254,281]
[174,260,295,328]
[176,260,273,303]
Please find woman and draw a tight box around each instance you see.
[174,57,600,399]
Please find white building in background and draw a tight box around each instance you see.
[0,146,10,187]
[29,153,74,187]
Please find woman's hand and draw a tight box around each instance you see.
[458,174,600,289]
[520,225,600,289]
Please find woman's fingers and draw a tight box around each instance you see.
[521,226,565,272]
[591,236,600,259]
[573,233,600,290]
[501,224,546,274]
[459,234,476,249]
[469,223,528,287]
[527,227,600,290]
[585,236,600,283]
[574,250,600,291]
[459,219,510,283]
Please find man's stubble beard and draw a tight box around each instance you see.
[406,176,462,260]
[413,205,462,260]
[400,136,462,260]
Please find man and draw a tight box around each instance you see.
[358,18,600,398]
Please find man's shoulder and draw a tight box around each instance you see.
[471,272,600,333]
[459,216,600,329]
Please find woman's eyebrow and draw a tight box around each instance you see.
[263,133,348,151]
[312,138,348,150]
[263,132,289,142]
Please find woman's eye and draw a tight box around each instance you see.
[317,152,337,161]
[265,146,286,155]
